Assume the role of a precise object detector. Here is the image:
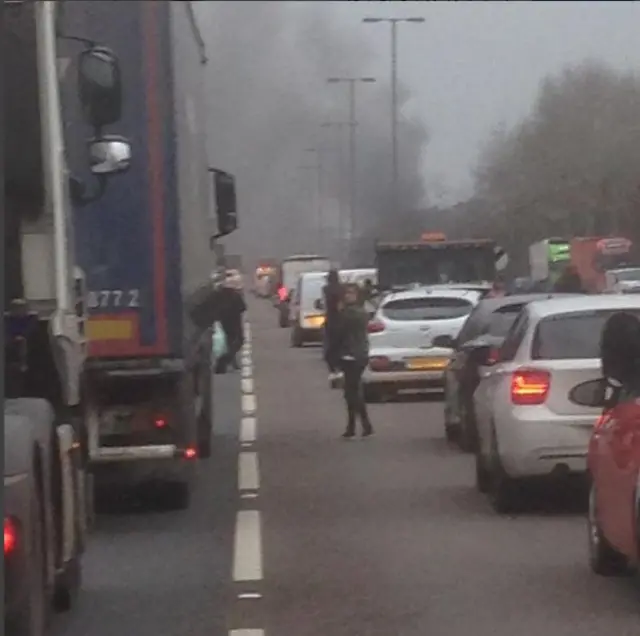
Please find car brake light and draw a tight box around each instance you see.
[154,416,167,429]
[184,447,197,460]
[369,355,391,371]
[4,518,17,555]
[367,320,385,334]
[278,286,288,301]
[510,369,550,405]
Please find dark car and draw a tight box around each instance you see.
[443,293,574,451]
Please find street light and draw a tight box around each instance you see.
[326,77,376,263]
[363,17,425,215]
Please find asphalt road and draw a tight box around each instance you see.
[55,296,638,636]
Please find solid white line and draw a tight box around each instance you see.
[232,510,263,581]
[238,452,259,491]
[237,592,262,599]
[229,630,264,636]
[242,394,256,414]
[242,355,252,366]
[240,417,256,443]
[242,378,254,394]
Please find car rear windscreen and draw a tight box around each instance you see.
[532,309,640,359]
[382,296,473,321]
[487,304,525,337]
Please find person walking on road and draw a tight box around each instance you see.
[322,269,344,385]
[336,283,374,440]
[216,273,247,372]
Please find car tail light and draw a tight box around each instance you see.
[278,286,288,302]
[183,447,197,460]
[510,369,550,405]
[153,415,168,429]
[367,320,385,334]
[4,517,17,555]
[369,355,391,371]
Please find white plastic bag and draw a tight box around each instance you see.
[212,321,228,361]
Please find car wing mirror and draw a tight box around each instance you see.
[433,334,456,349]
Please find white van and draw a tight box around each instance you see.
[289,271,328,347]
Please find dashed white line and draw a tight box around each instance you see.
[232,510,263,581]
[229,630,264,636]
[241,492,258,499]
[240,417,257,443]
[242,378,254,394]
[238,452,260,491]
[242,393,257,415]
[241,366,252,378]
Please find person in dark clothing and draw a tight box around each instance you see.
[322,269,343,381]
[553,264,585,293]
[215,280,247,372]
[601,312,640,386]
[336,283,374,439]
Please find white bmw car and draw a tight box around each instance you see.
[362,287,482,401]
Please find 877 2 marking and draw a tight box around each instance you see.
[87,289,140,309]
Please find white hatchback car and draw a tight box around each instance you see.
[362,287,482,400]
[473,294,640,513]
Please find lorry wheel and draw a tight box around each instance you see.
[166,481,191,511]
[10,479,48,636]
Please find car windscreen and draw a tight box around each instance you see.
[531,309,640,359]
[381,296,474,321]
[487,304,525,337]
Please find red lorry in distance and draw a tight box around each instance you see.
[570,236,634,293]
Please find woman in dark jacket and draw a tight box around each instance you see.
[336,283,374,439]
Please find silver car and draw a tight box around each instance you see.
[473,294,640,513]
[362,287,482,401]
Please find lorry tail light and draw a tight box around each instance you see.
[278,286,288,302]
[367,320,385,334]
[510,369,550,405]
[595,411,613,430]
[183,447,197,460]
[4,517,17,555]
[153,415,168,429]
[369,355,391,371]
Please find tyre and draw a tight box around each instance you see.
[9,481,48,636]
[487,428,520,514]
[587,481,630,576]
[474,451,490,493]
[165,481,191,511]
[291,327,303,348]
[458,400,478,453]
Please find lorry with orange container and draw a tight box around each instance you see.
[570,236,635,293]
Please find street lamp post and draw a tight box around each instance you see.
[327,77,376,263]
[363,17,425,215]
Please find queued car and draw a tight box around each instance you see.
[443,294,572,451]
[362,287,482,401]
[473,294,640,513]
[289,271,328,347]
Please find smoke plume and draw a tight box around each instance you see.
[196,1,428,263]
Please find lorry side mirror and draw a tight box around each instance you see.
[89,135,131,175]
[210,168,238,237]
[78,46,122,128]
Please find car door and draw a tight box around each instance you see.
[446,307,488,424]
[597,386,640,555]
[475,310,530,454]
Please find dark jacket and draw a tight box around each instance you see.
[336,305,370,363]
[216,286,246,338]
[553,271,585,293]
[323,283,342,330]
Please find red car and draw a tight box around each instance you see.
[573,376,640,575]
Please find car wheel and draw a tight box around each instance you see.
[475,450,490,493]
[487,427,520,514]
[9,481,48,636]
[587,481,630,576]
[458,399,478,453]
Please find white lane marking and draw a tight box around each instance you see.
[232,510,263,581]
[229,630,264,636]
[240,417,256,443]
[242,393,256,414]
[239,452,259,491]
[242,366,252,378]
[241,492,258,499]
[242,356,253,367]
[242,378,254,394]
[238,592,262,599]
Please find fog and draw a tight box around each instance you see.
[196,1,428,263]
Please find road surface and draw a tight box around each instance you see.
[56,297,639,636]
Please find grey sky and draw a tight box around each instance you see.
[327,0,640,205]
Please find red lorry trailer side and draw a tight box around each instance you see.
[570,237,633,293]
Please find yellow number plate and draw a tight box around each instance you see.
[303,315,325,329]
[406,357,449,371]
[87,319,133,341]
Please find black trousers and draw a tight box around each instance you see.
[341,358,373,434]
[323,325,340,373]
[217,328,244,372]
